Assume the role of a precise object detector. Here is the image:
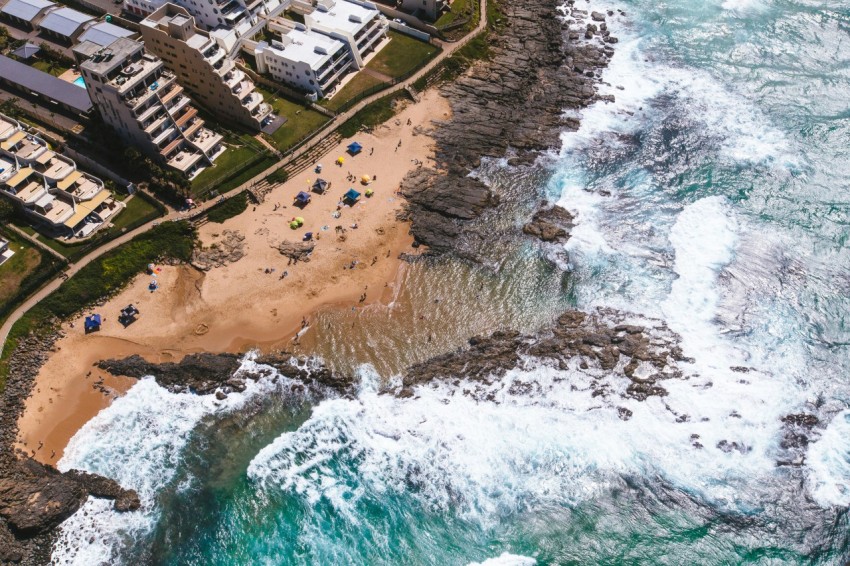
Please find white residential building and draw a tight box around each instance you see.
[254,20,353,99]
[77,37,224,178]
[0,113,124,238]
[140,3,272,131]
[123,0,282,36]
[305,0,387,68]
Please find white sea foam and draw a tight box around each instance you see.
[468,552,538,566]
[52,354,305,565]
[806,410,850,507]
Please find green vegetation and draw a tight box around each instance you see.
[30,59,69,77]
[0,234,47,307]
[191,137,275,198]
[207,192,248,223]
[257,87,330,152]
[436,0,470,27]
[109,193,165,233]
[319,73,385,112]
[338,91,408,138]
[265,169,289,185]
[0,222,197,390]
[366,32,439,79]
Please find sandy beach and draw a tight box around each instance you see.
[16,89,451,466]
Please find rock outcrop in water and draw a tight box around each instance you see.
[97,352,348,397]
[401,0,617,258]
[522,205,575,244]
[0,334,141,564]
[402,310,687,401]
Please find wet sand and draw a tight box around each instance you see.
[16,90,451,465]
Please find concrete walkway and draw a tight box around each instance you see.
[0,0,489,355]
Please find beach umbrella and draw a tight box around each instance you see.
[337,156,345,165]
[365,189,374,197]
[290,221,299,229]
[295,217,305,226]
[361,174,371,184]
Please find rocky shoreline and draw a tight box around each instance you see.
[401,0,618,259]
[0,334,140,565]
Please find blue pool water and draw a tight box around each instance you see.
[72,76,86,89]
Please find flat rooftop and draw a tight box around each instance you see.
[80,37,144,77]
[309,0,379,36]
[273,28,346,68]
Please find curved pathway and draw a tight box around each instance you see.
[0,1,488,354]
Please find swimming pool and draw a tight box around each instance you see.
[73,76,86,89]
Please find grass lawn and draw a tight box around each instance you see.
[0,235,43,307]
[30,59,69,77]
[258,87,331,152]
[191,143,269,197]
[338,91,408,138]
[319,73,385,112]
[366,32,439,79]
[109,193,164,233]
[436,0,471,27]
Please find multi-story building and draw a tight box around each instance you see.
[0,113,124,238]
[76,37,224,178]
[253,19,353,99]
[139,4,271,131]
[397,0,449,22]
[123,0,282,37]
[305,0,387,69]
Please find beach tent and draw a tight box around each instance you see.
[336,156,345,165]
[312,178,329,193]
[344,188,361,204]
[295,191,311,205]
[84,314,101,332]
[303,232,313,241]
[295,217,305,226]
[361,174,371,184]
[347,141,363,155]
[365,189,374,197]
[290,221,299,229]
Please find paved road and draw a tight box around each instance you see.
[0,0,488,354]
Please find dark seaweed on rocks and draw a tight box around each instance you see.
[97,352,350,397]
[401,0,617,259]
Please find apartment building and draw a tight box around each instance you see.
[305,0,387,69]
[398,0,449,22]
[140,4,271,131]
[123,0,281,36]
[0,113,123,238]
[77,37,224,178]
[254,19,353,99]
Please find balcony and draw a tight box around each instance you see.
[241,92,263,111]
[182,117,204,139]
[224,69,244,89]
[38,156,75,183]
[158,84,184,105]
[175,107,198,129]
[252,102,271,119]
[190,128,223,154]
[136,102,164,125]
[14,178,47,204]
[166,96,191,117]
[167,148,203,173]
[127,72,176,110]
[232,80,255,97]
[153,126,177,146]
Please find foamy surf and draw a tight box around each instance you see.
[468,552,538,566]
[52,354,310,564]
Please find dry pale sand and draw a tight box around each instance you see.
[16,90,451,465]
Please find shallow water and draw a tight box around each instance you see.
[55,1,850,563]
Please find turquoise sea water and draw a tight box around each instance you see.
[54,1,850,564]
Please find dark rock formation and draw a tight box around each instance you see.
[522,205,575,243]
[401,0,617,258]
[402,310,686,401]
[0,333,142,563]
[276,240,314,262]
[98,352,350,397]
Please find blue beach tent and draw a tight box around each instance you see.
[84,314,102,332]
[347,141,363,155]
[295,191,311,204]
[344,188,361,203]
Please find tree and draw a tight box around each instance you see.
[0,198,17,223]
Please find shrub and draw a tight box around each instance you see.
[207,192,248,223]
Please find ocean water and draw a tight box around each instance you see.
[55,1,850,564]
